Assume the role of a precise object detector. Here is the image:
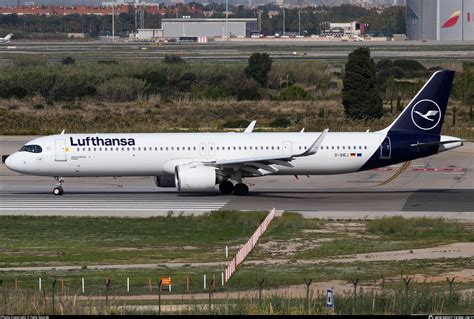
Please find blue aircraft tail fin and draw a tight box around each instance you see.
[384,70,455,136]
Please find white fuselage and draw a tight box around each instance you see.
[6,132,385,177]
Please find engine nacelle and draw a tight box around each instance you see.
[154,175,176,188]
[175,164,217,191]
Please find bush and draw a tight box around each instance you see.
[269,117,291,128]
[222,119,251,128]
[62,57,75,65]
[164,54,185,64]
[97,77,148,102]
[222,75,261,101]
[392,59,426,71]
[277,85,312,101]
[377,66,406,83]
[376,59,393,71]
[201,86,228,100]
[137,70,167,93]
[236,80,261,101]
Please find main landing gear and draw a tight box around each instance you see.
[219,181,249,196]
[53,176,64,196]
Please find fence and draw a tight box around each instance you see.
[0,277,471,315]
[224,208,276,284]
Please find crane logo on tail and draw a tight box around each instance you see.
[411,99,442,131]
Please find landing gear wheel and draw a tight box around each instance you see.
[219,181,234,194]
[233,183,249,196]
[53,187,64,196]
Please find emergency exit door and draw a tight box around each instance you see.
[380,137,391,159]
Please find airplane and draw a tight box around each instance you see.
[0,34,13,43]
[4,70,464,196]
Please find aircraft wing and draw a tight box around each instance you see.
[208,129,329,176]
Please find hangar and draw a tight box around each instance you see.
[406,0,474,41]
[162,18,258,39]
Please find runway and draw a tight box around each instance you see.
[1,136,473,218]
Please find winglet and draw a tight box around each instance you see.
[294,128,329,157]
[300,128,305,133]
[244,120,256,133]
[60,129,65,135]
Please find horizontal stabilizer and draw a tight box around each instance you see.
[410,140,465,148]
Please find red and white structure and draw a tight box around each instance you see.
[224,208,276,284]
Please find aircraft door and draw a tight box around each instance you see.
[199,142,206,157]
[282,141,292,156]
[380,137,391,159]
[208,142,215,157]
[55,138,67,162]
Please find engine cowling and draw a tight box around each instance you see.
[175,164,217,191]
[154,175,176,188]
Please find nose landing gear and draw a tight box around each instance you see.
[53,176,64,196]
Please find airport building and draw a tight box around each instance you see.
[162,18,258,38]
[406,0,474,41]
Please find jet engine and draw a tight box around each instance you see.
[174,163,217,191]
[154,175,176,188]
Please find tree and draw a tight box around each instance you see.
[343,47,383,119]
[244,53,272,87]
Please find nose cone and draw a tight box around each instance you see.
[5,153,19,172]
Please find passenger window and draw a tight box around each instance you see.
[77,148,80,152]
[337,146,340,150]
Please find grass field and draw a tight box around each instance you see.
[0,211,267,267]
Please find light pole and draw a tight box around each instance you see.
[112,4,115,43]
[282,7,285,35]
[225,0,228,40]
[298,8,301,35]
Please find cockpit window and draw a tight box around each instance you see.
[19,145,42,153]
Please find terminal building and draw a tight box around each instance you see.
[161,18,258,38]
[406,0,474,41]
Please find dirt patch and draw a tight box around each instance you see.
[324,242,474,264]
[409,269,474,283]
[258,238,334,256]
